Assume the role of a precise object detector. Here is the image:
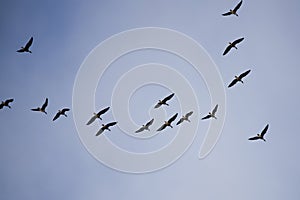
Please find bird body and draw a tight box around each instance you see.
[31,98,48,114]
[0,99,14,109]
[223,37,244,56]
[154,93,175,108]
[135,118,154,133]
[222,0,242,17]
[228,69,251,88]
[248,124,269,142]
[17,37,33,53]
[157,113,178,131]
[176,111,193,125]
[202,105,218,120]
[86,107,110,125]
[96,122,117,136]
[53,108,70,121]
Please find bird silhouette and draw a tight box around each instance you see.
[53,108,70,121]
[96,122,118,136]
[202,105,218,120]
[31,98,48,114]
[154,93,175,108]
[223,37,244,56]
[17,37,33,53]
[228,69,251,88]
[157,113,178,131]
[176,111,193,125]
[135,118,154,133]
[222,0,243,17]
[0,99,14,109]
[248,124,269,142]
[86,107,110,125]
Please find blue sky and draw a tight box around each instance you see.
[0,0,300,199]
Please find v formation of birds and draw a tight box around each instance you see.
[2,0,269,142]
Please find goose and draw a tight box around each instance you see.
[31,98,48,114]
[135,118,154,133]
[53,108,70,121]
[202,104,218,120]
[223,37,244,56]
[154,93,175,108]
[86,107,110,125]
[222,0,242,17]
[176,111,193,125]
[157,113,178,131]
[96,122,118,136]
[0,99,14,109]
[17,37,33,53]
[228,69,251,88]
[248,124,269,142]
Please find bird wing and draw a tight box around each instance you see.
[185,111,193,118]
[135,126,145,133]
[62,108,70,113]
[260,124,269,137]
[212,104,218,115]
[107,121,117,127]
[41,98,48,110]
[5,99,14,103]
[145,118,154,127]
[96,129,104,136]
[0,104,4,109]
[53,112,60,121]
[239,69,251,79]
[228,79,238,88]
[176,118,184,125]
[98,107,110,115]
[162,93,175,103]
[86,115,97,125]
[157,124,167,131]
[222,11,232,16]
[201,115,211,120]
[168,113,178,123]
[248,136,260,140]
[232,37,244,46]
[16,49,25,52]
[25,37,33,49]
[233,0,243,12]
[223,45,232,56]
[154,103,161,108]
[31,108,39,111]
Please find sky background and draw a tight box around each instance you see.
[0,0,300,199]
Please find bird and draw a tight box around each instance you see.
[154,93,175,108]
[176,111,193,125]
[157,113,178,131]
[17,37,33,53]
[228,69,251,88]
[53,108,70,121]
[222,0,243,17]
[202,104,218,120]
[135,118,154,133]
[0,99,14,109]
[31,98,48,114]
[96,122,118,136]
[223,37,244,56]
[86,107,110,125]
[248,124,269,142]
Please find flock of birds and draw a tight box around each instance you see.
[1,0,269,142]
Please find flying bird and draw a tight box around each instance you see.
[135,118,154,133]
[223,37,244,56]
[228,69,251,88]
[96,122,118,136]
[248,124,269,142]
[53,108,70,121]
[0,99,14,109]
[176,111,193,125]
[154,93,175,108]
[31,98,48,114]
[222,0,243,17]
[17,37,33,53]
[86,107,110,125]
[202,104,218,120]
[157,113,178,131]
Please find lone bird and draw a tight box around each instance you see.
[228,69,251,88]
[0,99,14,109]
[223,37,244,56]
[17,37,33,53]
[86,107,110,125]
[154,93,175,108]
[248,124,269,142]
[53,108,70,121]
[96,122,118,136]
[176,111,193,125]
[222,0,243,17]
[202,104,218,120]
[31,98,48,114]
[157,113,178,131]
[135,118,154,133]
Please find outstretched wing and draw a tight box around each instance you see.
[162,93,175,103]
[62,108,70,113]
[223,45,232,56]
[157,124,167,131]
[176,118,184,125]
[96,129,104,136]
[212,104,218,115]
[107,121,117,127]
[5,99,14,104]
[239,69,251,79]
[232,37,244,46]
[86,115,97,125]
[260,124,269,137]
[53,112,60,121]
[0,104,4,109]
[233,0,243,12]
[185,111,193,118]
[222,11,232,16]
[97,107,110,116]
[135,126,145,133]
[154,103,161,108]
[145,118,154,127]
[201,115,211,120]
[25,37,33,49]
[168,113,178,123]
[41,98,48,110]
[248,136,260,141]
[228,79,238,88]
[31,108,39,111]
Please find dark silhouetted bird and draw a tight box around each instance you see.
[86,107,110,125]
[96,122,118,136]
[202,105,218,120]
[135,118,154,133]
[176,111,193,125]
[228,69,251,88]
[223,37,244,56]
[0,99,14,109]
[53,108,70,121]
[222,0,243,17]
[17,37,33,53]
[154,93,175,108]
[31,98,48,114]
[248,124,269,142]
[157,113,178,131]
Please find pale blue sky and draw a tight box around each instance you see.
[0,0,299,199]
